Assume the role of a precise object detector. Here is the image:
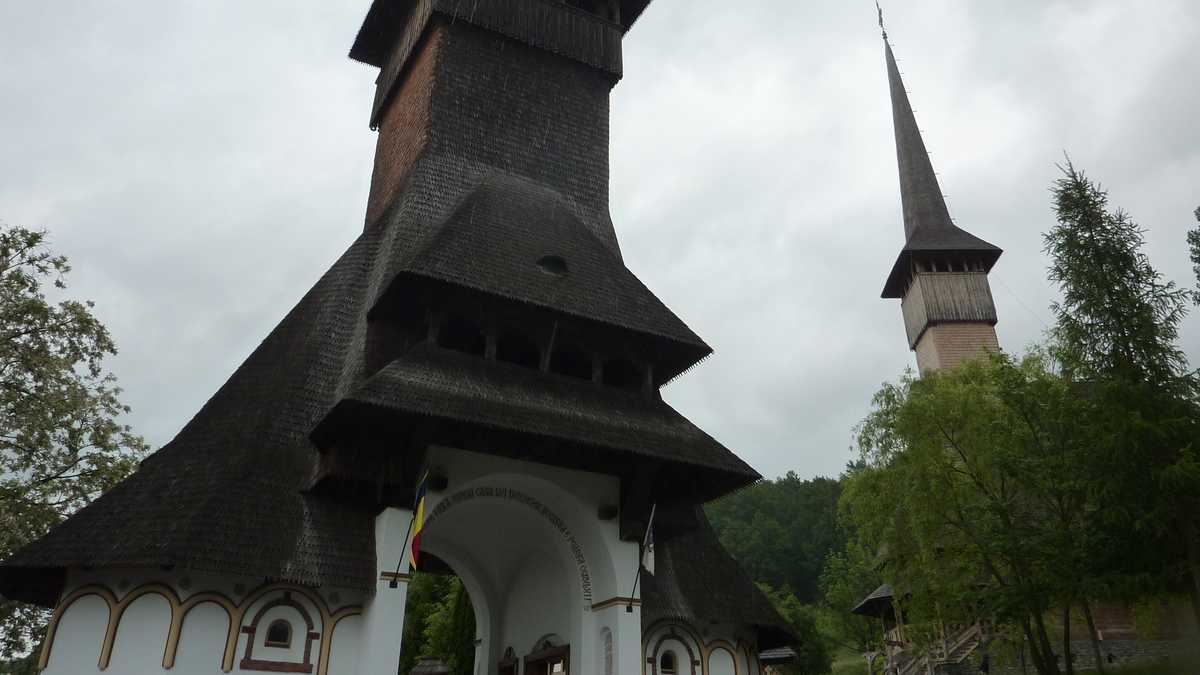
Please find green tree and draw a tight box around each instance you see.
[818,540,882,655]
[1045,166,1200,628]
[1189,206,1200,300]
[398,572,452,675]
[1045,161,1191,383]
[758,583,833,675]
[397,573,478,675]
[420,577,476,675]
[0,653,37,675]
[0,225,145,659]
[707,473,845,603]
[844,352,1113,675]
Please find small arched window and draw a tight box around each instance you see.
[264,619,292,648]
[659,650,677,674]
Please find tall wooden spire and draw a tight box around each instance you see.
[878,29,1004,372]
[884,39,954,241]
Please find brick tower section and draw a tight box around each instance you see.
[913,322,1000,372]
[901,266,1000,372]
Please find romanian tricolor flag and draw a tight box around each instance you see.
[409,470,430,570]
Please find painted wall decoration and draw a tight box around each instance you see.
[643,620,755,675]
[39,582,362,675]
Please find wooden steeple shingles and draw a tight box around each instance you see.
[880,37,1001,298]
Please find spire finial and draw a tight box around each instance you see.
[876,1,887,40]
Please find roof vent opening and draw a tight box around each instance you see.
[550,345,593,380]
[537,255,569,277]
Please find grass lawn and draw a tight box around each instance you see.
[1075,664,1200,675]
[830,648,867,675]
[823,650,1197,675]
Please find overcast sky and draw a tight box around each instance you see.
[2,0,1197,482]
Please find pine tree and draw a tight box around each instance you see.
[1045,166,1200,626]
[1188,206,1199,301]
[1045,162,1191,382]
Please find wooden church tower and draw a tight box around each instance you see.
[854,25,1006,674]
[1,2,793,675]
[879,32,1003,371]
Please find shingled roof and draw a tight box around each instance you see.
[641,504,797,650]
[313,344,756,493]
[880,37,1001,298]
[399,174,708,351]
[0,234,384,605]
[851,583,895,618]
[350,0,654,69]
[0,160,742,605]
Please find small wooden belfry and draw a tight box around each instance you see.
[1,2,794,674]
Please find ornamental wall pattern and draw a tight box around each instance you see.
[641,619,760,675]
[41,581,765,675]
[39,581,362,675]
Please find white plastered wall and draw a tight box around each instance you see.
[418,445,643,675]
[39,568,368,675]
[37,448,766,675]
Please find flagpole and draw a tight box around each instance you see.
[390,469,428,588]
[389,515,417,588]
[627,502,656,612]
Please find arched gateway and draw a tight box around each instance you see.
[0,2,796,673]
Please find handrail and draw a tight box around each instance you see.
[947,623,982,655]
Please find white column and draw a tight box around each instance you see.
[607,603,643,675]
[357,507,415,675]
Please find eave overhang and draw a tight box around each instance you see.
[881,245,1002,298]
[349,0,648,70]
[310,345,758,502]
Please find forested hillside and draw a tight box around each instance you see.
[706,471,883,674]
[706,473,846,605]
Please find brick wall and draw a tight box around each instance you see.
[913,322,1000,372]
[365,23,445,227]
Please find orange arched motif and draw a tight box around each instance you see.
[642,620,704,675]
[38,586,118,671]
[37,580,362,675]
[105,583,180,669]
[702,641,740,675]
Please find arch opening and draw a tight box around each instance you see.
[418,469,627,675]
[398,569,478,675]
